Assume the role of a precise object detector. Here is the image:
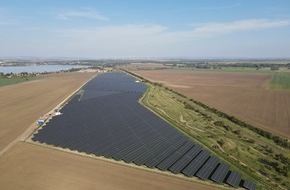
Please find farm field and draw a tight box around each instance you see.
[0,142,218,190]
[0,72,96,151]
[132,69,290,138]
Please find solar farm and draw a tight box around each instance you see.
[32,72,256,190]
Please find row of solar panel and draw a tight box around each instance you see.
[32,72,256,190]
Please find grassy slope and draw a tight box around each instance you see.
[140,82,290,190]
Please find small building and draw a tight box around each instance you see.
[37,120,44,125]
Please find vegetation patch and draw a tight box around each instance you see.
[0,77,35,87]
[269,73,290,90]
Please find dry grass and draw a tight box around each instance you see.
[133,69,290,138]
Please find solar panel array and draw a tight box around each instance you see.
[243,180,257,190]
[32,72,256,189]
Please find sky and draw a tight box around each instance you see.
[0,0,290,59]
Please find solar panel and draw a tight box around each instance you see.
[182,150,210,177]
[243,180,256,190]
[145,138,187,168]
[156,141,193,171]
[133,140,170,165]
[210,163,230,184]
[226,171,242,188]
[169,145,202,174]
[195,156,219,180]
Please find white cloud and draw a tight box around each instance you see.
[5,19,288,58]
[197,3,241,10]
[191,19,290,37]
[56,8,108,21]
[62,19,290,44]
[52,19,289,57]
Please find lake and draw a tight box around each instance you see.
[0,65,88,74]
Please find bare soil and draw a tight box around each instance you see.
[133,69,290,138]
[0,142,219,190]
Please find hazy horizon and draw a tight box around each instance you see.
[1,0,290,58]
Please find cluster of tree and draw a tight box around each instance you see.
[184,98,290,149]
[0,72,36,78]
[270,65,279,71]
[259,158,288,177]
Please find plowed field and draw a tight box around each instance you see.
[133,69,290,138]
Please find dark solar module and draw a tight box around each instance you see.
[182,150,210,177]
[210,163,230,184]
[226,171,242,188]
[196,156,219,180]
[243,180,256,190]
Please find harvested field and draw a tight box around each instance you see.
[0,72,96,151]
[133,69,290,138]
[0,142,219,190]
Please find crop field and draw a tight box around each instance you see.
[0,72,96,151]
[31,72,254,189]
[132,69,290,138]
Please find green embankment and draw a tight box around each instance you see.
[138,79,290,190]
[0,77,35,87]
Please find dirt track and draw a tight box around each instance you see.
[133,69,290,138]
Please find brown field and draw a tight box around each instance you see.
[0,72,96,151]
[0,142,219,190]
[133,69,290,138]
[0,71,219,190]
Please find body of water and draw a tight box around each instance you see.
[0,65,88,74]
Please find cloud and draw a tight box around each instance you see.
[55,19,289,56]
[9,19,288,58]
[64,19,290,42]
[56,8,108,21]
[197,3,241,10]
[191,19,290,37]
